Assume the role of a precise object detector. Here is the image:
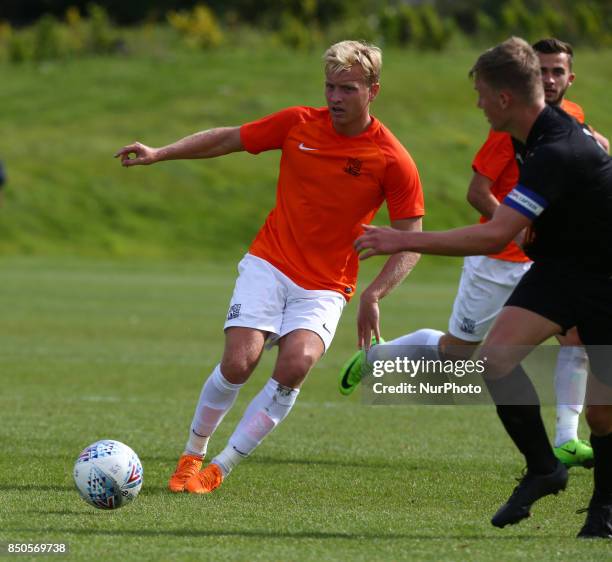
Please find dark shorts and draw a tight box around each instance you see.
[506,262,612,384]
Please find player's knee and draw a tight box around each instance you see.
[284,351,317,375]
[275,351,318,385]
[585,405,612,436]
[479,353,516,380]
[220,355,258,383]
[439,333,479,361]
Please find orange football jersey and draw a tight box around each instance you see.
[240,106,424,299]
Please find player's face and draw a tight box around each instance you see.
[325,64,379,135]
[474,78,509,132]
[538,52,575,106]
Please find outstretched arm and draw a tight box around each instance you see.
[356,217,422,350]
[114,126,243,167]
[355,205,531,260]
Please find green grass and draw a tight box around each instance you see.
[0,257,608,561]
[1,46,611,257]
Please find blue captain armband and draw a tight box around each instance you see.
[503,184,548,219]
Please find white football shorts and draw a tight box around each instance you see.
[223,254,346,352]
[448,255,532,342]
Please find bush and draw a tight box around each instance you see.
[538,5,565,39]
[500,0,535,37]
[7,32,32,63]
[86,3,119,54]
[0,21,12,62]
[419,4,454,50]
[167,4,223,50]
[0,3,124,64]
[573,2,605,46]
[325,15,379,45]
[397,6,425,47]
[276,13,322,50]
[378,5,453,50]
[474,10,497,42]
[33,14,63,60]
[65,6,85,52]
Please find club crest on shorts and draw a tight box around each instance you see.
[227,303,241,320]
[460,317,476,335]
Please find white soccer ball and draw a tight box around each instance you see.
[73,439,143,510]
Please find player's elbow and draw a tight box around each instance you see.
[466,189,479,208]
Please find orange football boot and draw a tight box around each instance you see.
[184,463,224,494]
[168,454,203,493]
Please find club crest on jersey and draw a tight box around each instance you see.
[344,158,362,176]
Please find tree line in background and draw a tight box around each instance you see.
[0,0,610,63]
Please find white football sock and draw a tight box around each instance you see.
[554,346,588,447]
[368,328,443,362]
[184,364,243,457]
[386,328,444,349]
[212,377,299,477]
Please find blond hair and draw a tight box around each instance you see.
[470,36,543,104]
[324,40,382,85]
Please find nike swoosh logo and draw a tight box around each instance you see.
[299,143,318,151]
[563,447,577,455]
[322,323,331,334]
[339,353,362,389]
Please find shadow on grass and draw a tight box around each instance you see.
[0,483,187,496]
[11,527,555,541]
[139,455,422,471]
[0,484,75,492]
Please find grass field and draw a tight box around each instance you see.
[1,38,611,562]
[0,256,608,561]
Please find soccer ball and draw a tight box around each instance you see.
[73,440,143,510]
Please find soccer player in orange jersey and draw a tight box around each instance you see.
[114,40,425,494]
[339,38,609,469]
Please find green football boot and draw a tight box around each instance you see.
[338,337,384,396]
[554,438,594,469]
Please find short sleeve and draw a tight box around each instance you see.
[240,106,313,154]
[382,149,425,220]
[503,147,568,219]
[472,130,515,181]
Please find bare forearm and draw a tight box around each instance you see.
[356,206,531,261]
[156,127,242,161]
[362,251,420,301]
[115,126,243,167]
[399,224,508,256]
